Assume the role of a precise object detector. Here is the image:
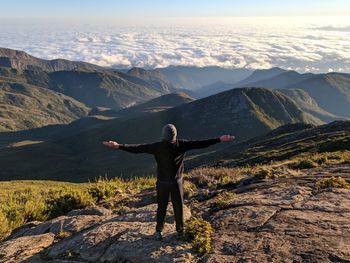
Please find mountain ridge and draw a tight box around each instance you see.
[0,67,173,111]
[156,65,252,90]
[189,120,350,168]
[235,68,350,117]
[235,67,288,87]
[0,79,90,131]
[0,47,106,72]
[0,87,322,181]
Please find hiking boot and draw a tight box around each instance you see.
[154,231,162,240]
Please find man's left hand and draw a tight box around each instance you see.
[220,135,235,142]
[103,140,120,149]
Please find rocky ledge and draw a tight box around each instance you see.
[201,164,350,263]
[1,164,350,263]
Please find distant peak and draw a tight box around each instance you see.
[127,67,147,74]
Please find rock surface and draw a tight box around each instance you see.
[1,204,193,263]
[1,164,350,262]
[202,164,350,263]
[0,233,55,263]
[66,206,113,217]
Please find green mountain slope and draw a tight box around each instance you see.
[238,69,350,118]
[127,67,178,93]
[235,67,287,87]
[0,49,194,118]
[189,120,350,168]
[156,66,252,90]
[0,67,171,110]
[0,80,89,131]
[115,92,195,116]
[239,70,314,89]
[194,71,348,124]
[277,88,341,122]
[0,92,194,148]
[287,73,350,117]
[195,81,235,98]
[0,87,322,181]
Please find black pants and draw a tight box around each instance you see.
[155,179,184,233]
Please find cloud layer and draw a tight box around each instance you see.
[0,18,349,73]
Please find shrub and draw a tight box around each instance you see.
[88,176,123,203]
[2,202,25,228]
[290,151,350,170]
[45,188,94,219]
[183,181,197,199]
[23,199,47,222]
[291,159,318,169]
[186,167,242,190]
[129,176,156,192]
[0,189,48,237]
[312,151,350,165]
[212,192,236,209]
[185,216,213,254]
[0,177,158,241]
[316,176,350,190]
[253,168,273,179]
[0,211,10,240]
[314,156,328,166]
[57,230,71,240]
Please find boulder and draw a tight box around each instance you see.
[67,206,112,216]
[202,165,350,262]
[44,220,194,262]
[10,215,111,238]
[0,233,54,263]
[6,221,42,240]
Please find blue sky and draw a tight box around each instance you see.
[1,0,350,19]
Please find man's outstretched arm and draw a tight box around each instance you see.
[180,135,235,152]
[102,140,156,154]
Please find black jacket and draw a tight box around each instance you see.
[119,138,221,182]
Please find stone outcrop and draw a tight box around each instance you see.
[201,164,350,262]
[0,233,55,263]
[1,164,350,262]
[0,204,193,263]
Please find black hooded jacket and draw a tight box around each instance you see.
[119,138,220,182]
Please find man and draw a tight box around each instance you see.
[103,124,235,240]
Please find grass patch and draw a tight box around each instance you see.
[0,176,157,241]
[253,167,274,179]
[212,192,236,208]
[126,176,157,192]
[183,181,197,199]
[289,151,350,170]
[316,176,350,190]
[88,176,124,203]
[186,167,243,190]
[291,159,318,169]
[0,186,94,240]
[0,211,10,239]
[45,188,95,218]
[185,216,213,254]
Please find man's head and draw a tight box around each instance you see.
[162,124,177,142]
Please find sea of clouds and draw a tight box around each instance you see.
[0,17,349,73]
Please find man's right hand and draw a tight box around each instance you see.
[103,140,120,149]
[220,135,235,142]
